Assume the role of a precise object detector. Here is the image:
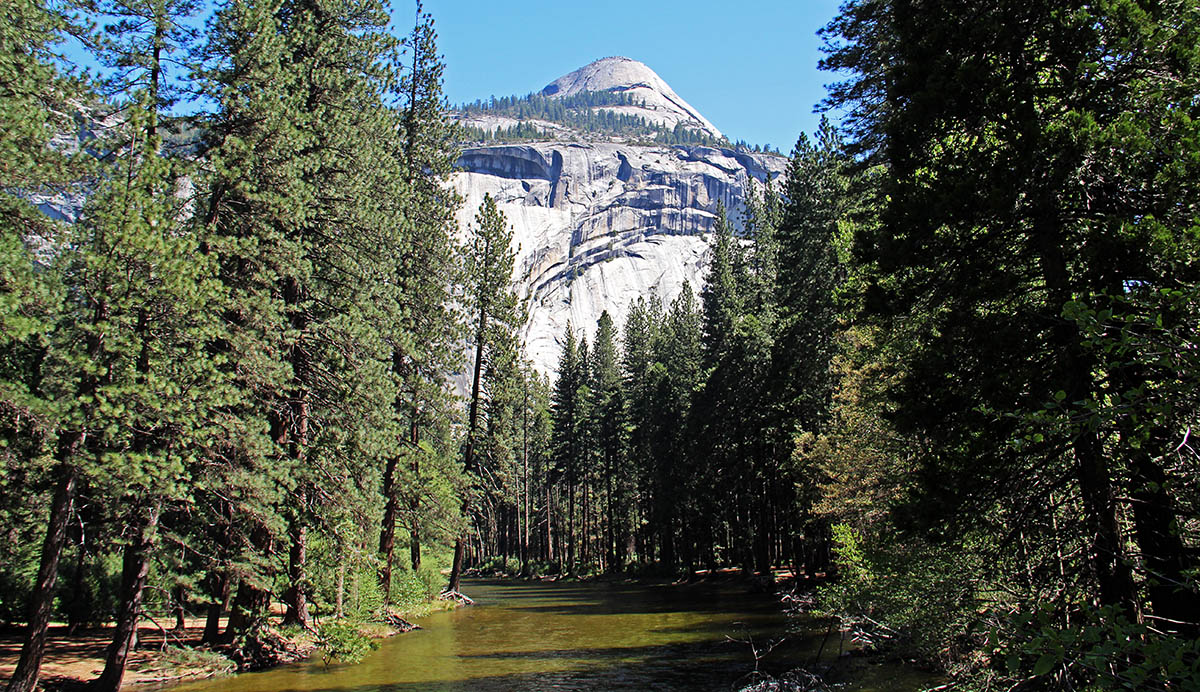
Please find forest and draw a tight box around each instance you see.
[2,0,1199,691]
[455,90,730,147]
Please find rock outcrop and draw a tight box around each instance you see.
[451,57,787,376]
[540,56,722,139]
[452,140,786,375]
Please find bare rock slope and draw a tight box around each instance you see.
[452,58,787,375]
[541,56,722,138]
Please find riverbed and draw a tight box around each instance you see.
[168,579,933,691]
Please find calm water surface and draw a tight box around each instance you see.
[171,579,932,692]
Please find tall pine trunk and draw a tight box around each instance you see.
[8,287,106,692]
[449,310,487,594]
[378,453,399,601]
[202,570,231,644]
[282,518,309,627]
[409,416,422,572]
[1128,447,1200,632]
[281,276,311,628]
[5,463,78,692]
[1036,221,1135,613]
[94,501,161,692]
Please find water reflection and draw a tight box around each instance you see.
[168,579,931,692]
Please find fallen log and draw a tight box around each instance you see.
[380,613,421,632]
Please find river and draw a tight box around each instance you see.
[170,579,933,691]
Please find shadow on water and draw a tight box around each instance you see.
[169,579,936,692]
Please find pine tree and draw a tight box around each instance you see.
[1,5,91,688]
[192,0,297,642]
[549,326,581,571]
[695,202,755,569]
[620,297,658,562]
[198,0,409,635]
[587,311,624,568]
[773,119,847,435]
[378,0,462,603]
[822,0,1200,678]
[651,284,702,571]
[769,118,851,575]
[448,193,518,594]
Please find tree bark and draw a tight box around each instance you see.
[1128,448,1200,632]
[1035,219,1134,613]
[448,309,487,594]
[6,464,78,692]
[66,540,88,636]
[224,579,270,642]
[409,415,422,572]
[545,483,554,563]
[172,584,187,632]
[378,453,399,601]
[94,501,162,692]
[282,519,309,627]
[202,570,231,644]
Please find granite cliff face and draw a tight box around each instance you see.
[451,58,787,375]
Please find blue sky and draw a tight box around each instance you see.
[64,1,845,152]
[413,0,845,151]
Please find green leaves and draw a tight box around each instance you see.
[1032,653,1057,677]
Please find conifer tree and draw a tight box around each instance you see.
[620,297,659,560]
[821,0,1200,680]
[193,0,297,642]
[549,325,581,571]
[652,284,702,570]
[773,119,847,436]
[198,0,409,635]
[379,1,461,602]
[769,118,850,575]
[695,202,755,569]
[587,311,625,568]
[448,193,518,594]
[2,3,91,689]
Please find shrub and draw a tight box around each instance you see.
[391,566,441,609]
[318,619,377,666]
[817,523,980,667]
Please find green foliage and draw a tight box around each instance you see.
[318,619,377,666]
[997,605,1200,691]
[152,646,236,679]
[819,526,981,667]
[456,88,728,146]
[0,1,466,686]
[389,567,442,610]
[813,0,1200,688]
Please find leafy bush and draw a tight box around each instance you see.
[391,566,441,609]
[521,559,560,578]
[330,564,386,622]
[995,604,1200,691]
[818,523,980,667]
[151,646,236,679]
[475,555,521,576]
[318,619,377,665]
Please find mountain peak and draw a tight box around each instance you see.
[541,57,722,139]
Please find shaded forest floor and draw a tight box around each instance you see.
[0,618,236,690]
[0,600,452,690]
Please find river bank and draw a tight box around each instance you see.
[0,598,456,690]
